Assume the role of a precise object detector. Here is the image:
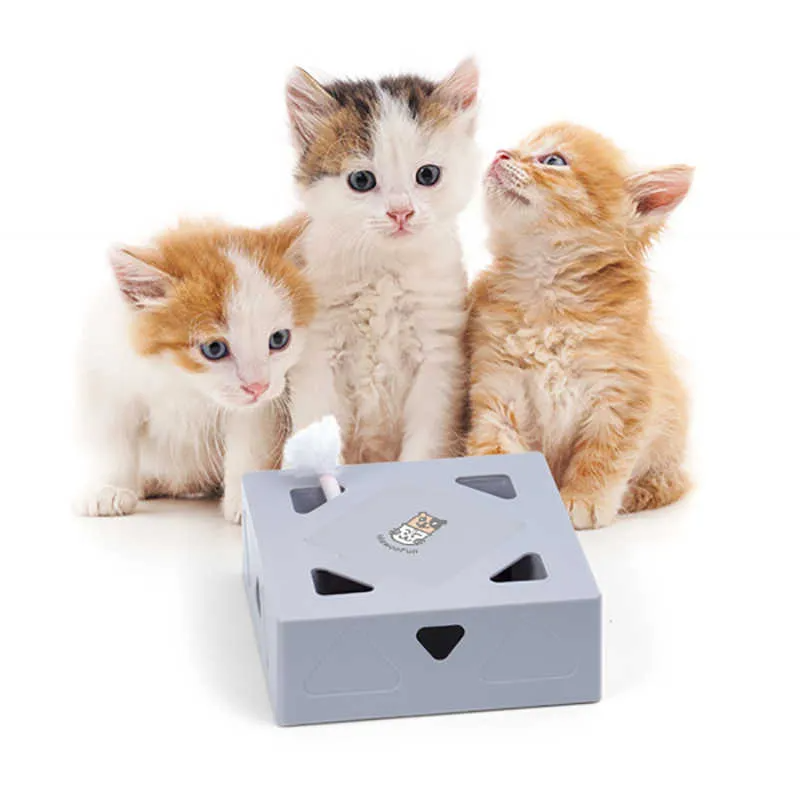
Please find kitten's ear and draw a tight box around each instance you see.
[434,57,480,112]
[286,67,336,150]
[260,212,309,266]
[277,212,310,264]
[626,165,693,246]
[627,165,693,220]
[109,245,171,309]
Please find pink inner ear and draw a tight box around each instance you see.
[286,68,334,145]
[109,247,169,308]
[632,167,692,216]
[638,187,680,215]
[117,272,166,306]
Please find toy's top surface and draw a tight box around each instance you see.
[243,453,600,621]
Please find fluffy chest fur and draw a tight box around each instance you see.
[469,264,643,476]
[298,230,467,461]
[504,311,598,454]
[328,272,426,400]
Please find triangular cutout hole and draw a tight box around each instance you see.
[311,568,373,596]
[416,625,465,661]
[455,474,516,499]
[491,553,547,583]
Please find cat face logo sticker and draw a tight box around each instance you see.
[389,511,447,546]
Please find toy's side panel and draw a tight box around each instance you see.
[275,599,601,726]
[473,597,602,705]
[242,498,280,716]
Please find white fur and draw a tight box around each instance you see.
[290,91,477,461]
[222,247,303,403]
[75,249,304,522]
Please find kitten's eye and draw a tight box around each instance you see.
[348,170,377,192]
[416,164,441,186]
[540,153,568,167]
[269,329,291,351]
[200,340,229,361]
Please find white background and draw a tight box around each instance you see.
[2,1,798,797]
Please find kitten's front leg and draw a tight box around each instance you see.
[75,396,141,517]
[287,344,339,432]
[401,340,465,462]
[222,404,287,524]
[559,391,649,530]
[466,366,535,457]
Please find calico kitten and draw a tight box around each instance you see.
[75,216,314,522]
[284,59,479,463]
[467,123,692,529]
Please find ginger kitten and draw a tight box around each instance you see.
[284,59,479,463]
[75,216,314,522]
[467,123,692,529]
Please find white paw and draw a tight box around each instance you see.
[222,489,242,525]
[74,485,138,517]
[561,491,619,530]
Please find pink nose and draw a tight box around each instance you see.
[242,382,269,400]
[386,207,415,227]
[494,150,512,163]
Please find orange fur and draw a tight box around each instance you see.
[467,123,692,529]
[125,215,314,367]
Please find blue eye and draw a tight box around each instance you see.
[416,164,441,186]
[200,340,229,360]
[540,153,568,167]
[348,170,377,192]
[269,329,291,351]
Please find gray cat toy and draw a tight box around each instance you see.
[243,417,602,725]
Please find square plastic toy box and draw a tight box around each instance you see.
[242,452,601,726]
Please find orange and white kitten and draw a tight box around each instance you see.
[467,123,692,529]
[75,216,314,522]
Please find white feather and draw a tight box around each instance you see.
[283,415,342,476]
